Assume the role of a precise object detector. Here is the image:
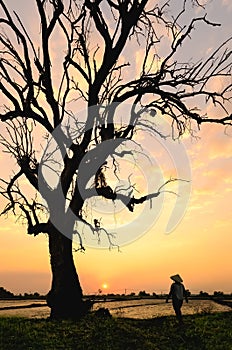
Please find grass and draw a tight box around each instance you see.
[0,311,232,350]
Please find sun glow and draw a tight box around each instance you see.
[102,283,108,290]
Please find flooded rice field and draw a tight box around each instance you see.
[0,298,231,319]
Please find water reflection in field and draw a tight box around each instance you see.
[94,299,231,319]
[0,299,230,319]
[0,300,48,318]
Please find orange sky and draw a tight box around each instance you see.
[0,123,231,296]
[0,1,232,296]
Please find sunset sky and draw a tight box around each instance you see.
[0,0,231,296]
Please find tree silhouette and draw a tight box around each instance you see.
[0,286,14,299]
[0,0,231,319]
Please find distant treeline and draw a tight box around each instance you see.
[1,286,231,300]
[86,290,232,301]
[0,287,45,300]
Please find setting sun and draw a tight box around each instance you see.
[102,283,108,290]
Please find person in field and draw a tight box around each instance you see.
[166,274,188,324]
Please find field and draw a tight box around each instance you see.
[0,298,231,319]
[0,311,232,350]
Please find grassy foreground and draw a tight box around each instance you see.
[0,312,232,350]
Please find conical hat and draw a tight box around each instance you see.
[170,274,183,283]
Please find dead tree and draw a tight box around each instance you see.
[0,0,231,319]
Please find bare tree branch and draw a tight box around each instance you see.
[0,1,231,304]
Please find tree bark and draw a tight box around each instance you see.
[46,223,87,319]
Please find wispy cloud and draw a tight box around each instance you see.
[222,0,232,11]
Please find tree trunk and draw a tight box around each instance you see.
[46,223,87,319]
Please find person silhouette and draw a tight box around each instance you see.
[166,274,188,324]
